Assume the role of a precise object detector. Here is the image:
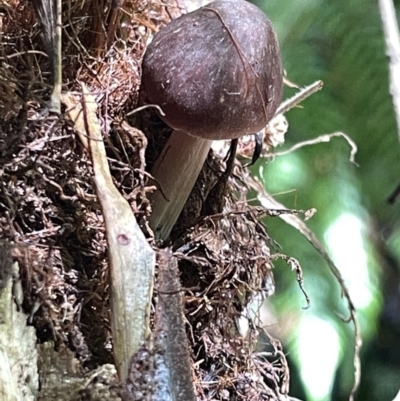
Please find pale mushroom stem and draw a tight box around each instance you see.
[149,130,212,240]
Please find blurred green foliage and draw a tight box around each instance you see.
[251,0,400,400]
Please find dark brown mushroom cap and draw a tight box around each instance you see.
[141,0,283,140]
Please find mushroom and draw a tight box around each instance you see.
[141,0,283,240]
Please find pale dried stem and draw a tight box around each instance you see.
[63,87,155,381]
[50,0,61,113]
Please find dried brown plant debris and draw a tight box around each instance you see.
[0,0,169,366]
[167,174,290,399]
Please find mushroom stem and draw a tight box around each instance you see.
[149,131,212,240]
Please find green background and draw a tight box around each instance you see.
[252,0,400,400]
